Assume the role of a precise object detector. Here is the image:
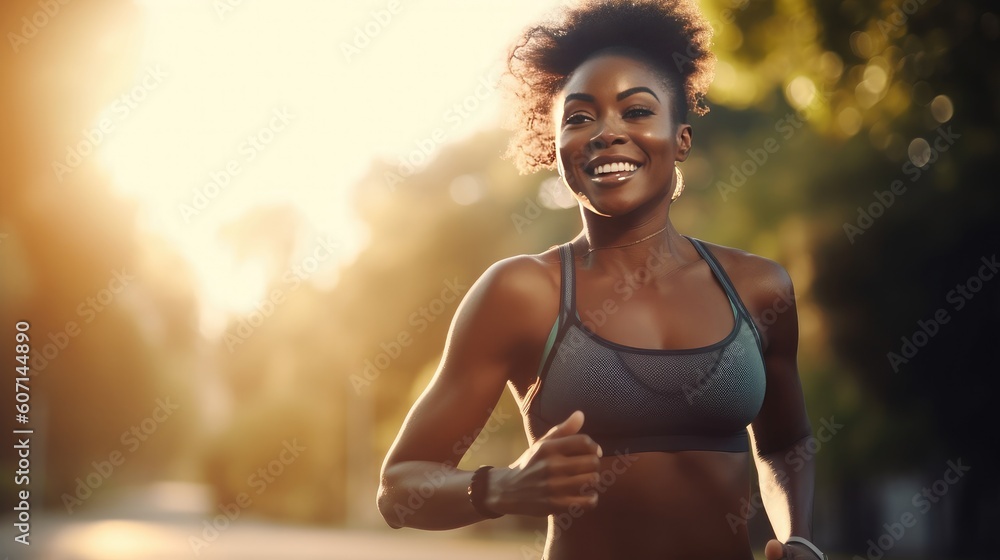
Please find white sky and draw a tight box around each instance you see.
[98,0,569,334]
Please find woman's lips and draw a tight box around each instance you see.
[588,165,640,185]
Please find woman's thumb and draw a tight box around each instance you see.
[544,410,585,439]
[764,539,786,560]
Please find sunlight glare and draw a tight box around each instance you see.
[98,0,565,337]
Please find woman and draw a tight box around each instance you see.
[377,1,826,559]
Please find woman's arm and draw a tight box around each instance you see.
[744,260,823,559]
[376,255,602,530]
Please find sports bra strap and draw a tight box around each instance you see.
[685,236,763,352]
[557,243,575,321]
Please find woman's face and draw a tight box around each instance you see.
[555,53,691,217]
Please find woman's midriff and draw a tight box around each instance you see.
[541,450,757,560]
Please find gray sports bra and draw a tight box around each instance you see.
[523,236,767,454]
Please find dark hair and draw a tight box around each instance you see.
[503,0,716,173]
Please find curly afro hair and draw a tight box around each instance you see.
[503,0,716,174]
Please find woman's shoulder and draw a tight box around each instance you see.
[466,246,563,312]
[692,238,795,305]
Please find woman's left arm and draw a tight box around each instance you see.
[745,260,825,560]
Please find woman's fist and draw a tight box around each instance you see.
[486,411,604,516]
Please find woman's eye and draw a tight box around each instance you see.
[565,113,590,125]
[624,107,654,119]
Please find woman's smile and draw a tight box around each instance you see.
[586,156,643,185]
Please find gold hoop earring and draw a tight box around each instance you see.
[671,165,685,201]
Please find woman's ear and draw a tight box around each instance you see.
[675,123,693,163]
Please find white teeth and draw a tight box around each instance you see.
[592,162,638,175]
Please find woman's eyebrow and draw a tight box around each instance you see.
[617,86,659,101]
[564,92,595,106]
[563,86,660,107]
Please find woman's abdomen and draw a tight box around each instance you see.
[543,450,756,560]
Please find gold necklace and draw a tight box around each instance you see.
[583,225,669,256]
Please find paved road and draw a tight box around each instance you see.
[3,517,531,560]
[0,483,534,560]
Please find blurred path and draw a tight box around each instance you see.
[0,482,531,560]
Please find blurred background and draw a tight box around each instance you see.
[1,0,997,558]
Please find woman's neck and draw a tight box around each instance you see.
[574,215,693,276]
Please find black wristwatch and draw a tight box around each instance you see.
[468,465,504,519]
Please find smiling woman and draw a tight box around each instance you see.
[377,1,827,559]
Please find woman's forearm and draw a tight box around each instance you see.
[754,435,816,541]
[377,460,491,530]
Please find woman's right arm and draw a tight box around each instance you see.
[376,256,603,530]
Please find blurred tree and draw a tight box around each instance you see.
[203,205,348,523]
[0,0,200,512]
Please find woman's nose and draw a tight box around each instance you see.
[588,120,627,150]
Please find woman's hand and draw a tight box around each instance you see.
[486,410,604,516]
[765,538,827,560]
